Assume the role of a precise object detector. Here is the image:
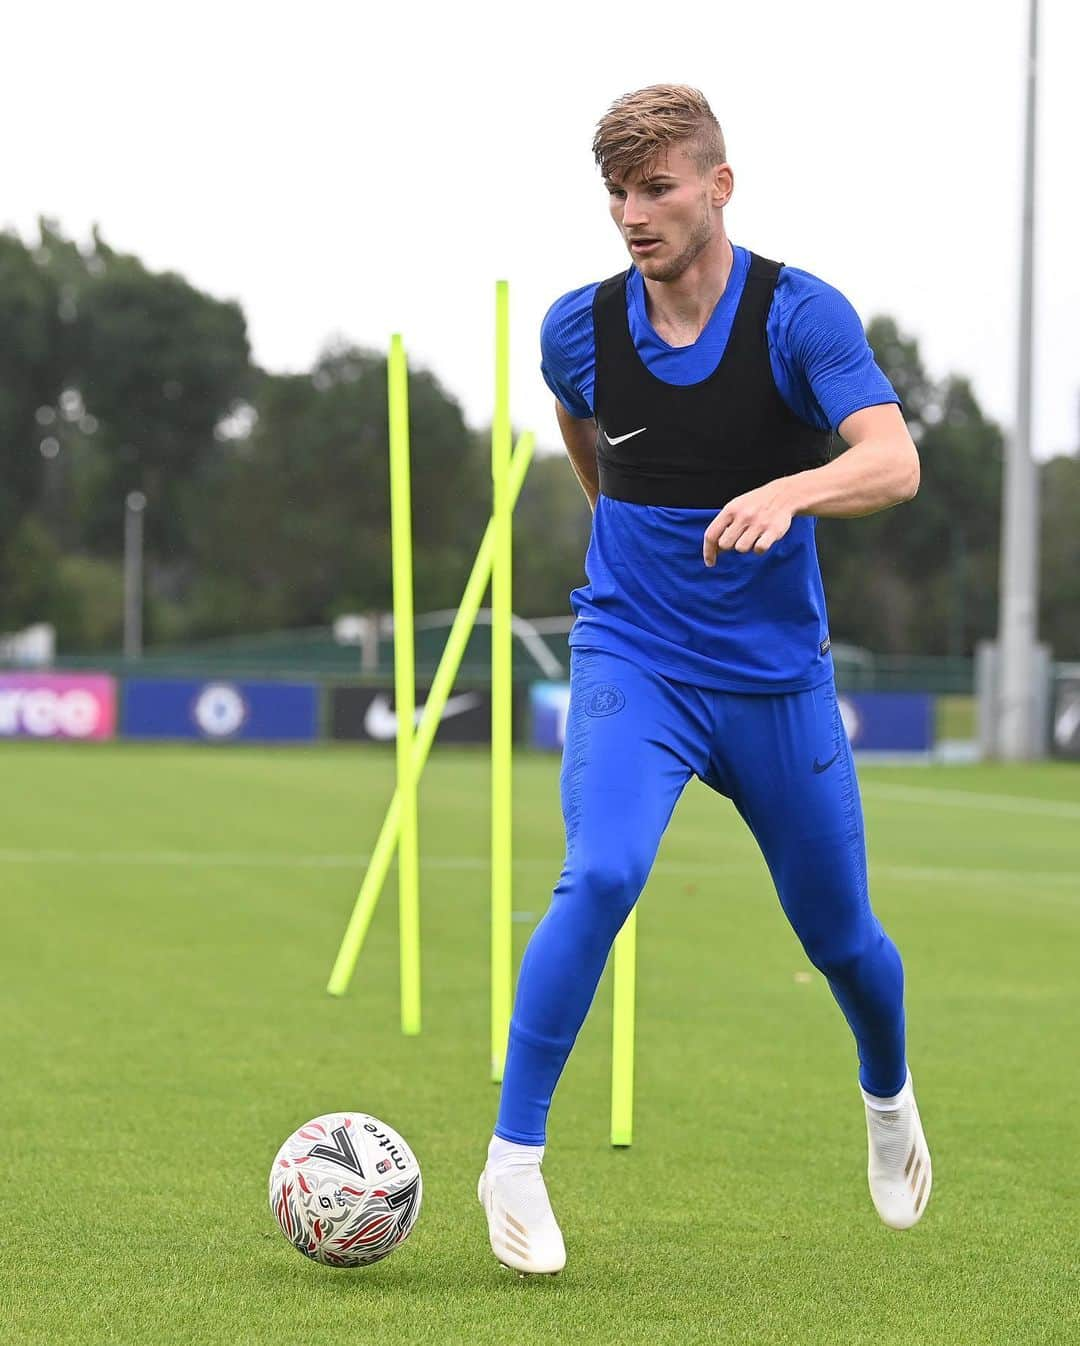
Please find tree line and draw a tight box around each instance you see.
[2,222,1077,658]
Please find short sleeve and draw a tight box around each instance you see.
[769,268,900,432]
[540,283,599,420]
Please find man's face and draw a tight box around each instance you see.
[605,144,730,283]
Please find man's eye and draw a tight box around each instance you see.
[608,189,625,200]
[649,185,669,197]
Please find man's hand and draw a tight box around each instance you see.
[702,480,795,565]
[702,405,921,566]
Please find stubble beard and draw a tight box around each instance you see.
[638,201,713,283]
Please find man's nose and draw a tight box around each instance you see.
[621,192,649,227]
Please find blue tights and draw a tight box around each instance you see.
[495,649,906,1144]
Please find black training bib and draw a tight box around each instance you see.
[592,252,832,508]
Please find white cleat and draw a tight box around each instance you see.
[478,1160,567,1275]
[863,1071,932,1230]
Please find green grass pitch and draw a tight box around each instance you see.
[2,743,1078,1345]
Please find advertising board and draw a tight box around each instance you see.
[122,679,319,742]
[1052,675,1080,759]
[837,693,935,754]
[0,673,116,740]
[329,686,492,744]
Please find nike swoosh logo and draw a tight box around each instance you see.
[812,748,842,774]
[603,426,647,446]
[363,692,482,741]
[1055,698,1080,747]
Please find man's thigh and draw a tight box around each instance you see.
[560,649,710,861]
[708,681,867,905]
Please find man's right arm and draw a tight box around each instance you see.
[540,283,601,511]
[555,399,600,512]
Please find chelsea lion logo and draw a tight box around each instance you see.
[585,685,626,718]
[193,682,248,738]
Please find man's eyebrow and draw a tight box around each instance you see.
[604,173,678,189]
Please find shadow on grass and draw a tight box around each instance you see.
[254,1237,573,1301]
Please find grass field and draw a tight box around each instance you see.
[2,744,1078,1345]
[936,695,975,741]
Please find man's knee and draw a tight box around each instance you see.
[557,850,650,922]
[801,920,882,983]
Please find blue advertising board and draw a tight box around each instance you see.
[837,693,934,754]
[530,682,572,751]
[123,679,320,743]
[531,683,934,756]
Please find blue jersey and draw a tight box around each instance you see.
[541,244,899,692]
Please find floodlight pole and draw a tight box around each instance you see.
[997,0,1041,759]
[123,490,147,659]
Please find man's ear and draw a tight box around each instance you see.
[713,163,734,207]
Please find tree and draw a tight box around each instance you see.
[187,346,490,634]
[816,318,1004,654]
[70,228,253,567]
[1039,453,1080,659]
[0,230,72,628]
[513,451,591,616]
[6,223,1066,660]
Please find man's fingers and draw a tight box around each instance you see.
[734,518,778,552]
[705,511,757,563]
[719,515,761,553]
[703,512,732,566]
[705,516,778,562]
[704,488,791,564]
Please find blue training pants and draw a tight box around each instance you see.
[495,648,906,1145]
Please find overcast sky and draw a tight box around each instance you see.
[6,0,1078,460]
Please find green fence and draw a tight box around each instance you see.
[832,650,975,695]
[33,623,979,694]
[42,624,563,684]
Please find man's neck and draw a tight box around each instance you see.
[641,233,735,348]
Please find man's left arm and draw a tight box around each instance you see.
[703,403,919,563]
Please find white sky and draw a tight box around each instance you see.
[6,0,1078,460]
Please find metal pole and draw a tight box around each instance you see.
[360,611,380,673]
[490,280,513,1083]
[123,491,146,659]
[997,0,1040,759]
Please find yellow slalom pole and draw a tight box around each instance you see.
[610,908,638,1146]
[388,335,421,1036]
[490,280,513,1083]
[326,432,535,997]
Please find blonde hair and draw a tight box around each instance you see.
[592,85,727,182]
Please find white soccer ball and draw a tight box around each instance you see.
[268,1112,422,1267]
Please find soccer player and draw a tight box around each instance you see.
[478,85,931,1274]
